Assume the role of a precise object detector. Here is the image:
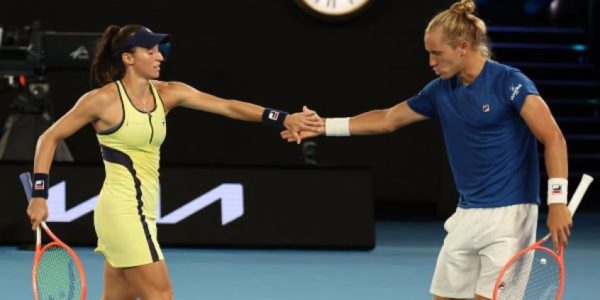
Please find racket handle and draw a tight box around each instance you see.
[567,174,594,217]
[36,226,41,245]
[19,172,33,201]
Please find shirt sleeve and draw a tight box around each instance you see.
[503,70,539,111]
[407,80,439,118]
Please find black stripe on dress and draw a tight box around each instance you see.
[100,144,160,262]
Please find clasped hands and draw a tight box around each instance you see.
[282,106,324,144]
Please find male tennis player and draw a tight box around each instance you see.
[282,1,572,299]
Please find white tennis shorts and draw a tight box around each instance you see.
[430,203,538,299]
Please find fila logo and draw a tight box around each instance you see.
[268,111,280,121]
[482,104,490,112]
[510,83,523,101]
[552,184,563,195]
[34,180,45,190]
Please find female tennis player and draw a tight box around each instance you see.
[26,24,322,300]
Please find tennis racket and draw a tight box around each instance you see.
[20,172,87,300]
[492,174,594,300]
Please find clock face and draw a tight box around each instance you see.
[295,0,372,19]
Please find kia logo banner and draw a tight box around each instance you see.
[1,164,375,249]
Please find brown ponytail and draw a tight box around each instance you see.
[90,24,142,87]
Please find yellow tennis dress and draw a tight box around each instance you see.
[94,80,167,267]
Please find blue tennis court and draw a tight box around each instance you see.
[2,215,599,299]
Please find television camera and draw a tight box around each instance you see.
[0,22,100,161]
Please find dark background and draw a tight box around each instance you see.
[1,0,597,221]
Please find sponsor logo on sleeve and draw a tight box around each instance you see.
[509,83,523,101]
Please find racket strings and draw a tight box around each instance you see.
[36,246,83,300]
[497,249,560,300]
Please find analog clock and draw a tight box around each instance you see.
[295,0,373,21]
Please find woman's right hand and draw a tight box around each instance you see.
[27,198,48,230]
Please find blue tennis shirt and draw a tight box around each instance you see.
[408,60,541,208]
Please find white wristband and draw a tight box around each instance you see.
[325,118,350,136]
[547,178,568,205]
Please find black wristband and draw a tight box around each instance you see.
[262,108,289,130]
[32,173,49,199]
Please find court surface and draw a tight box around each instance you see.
[1,214,599,299]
